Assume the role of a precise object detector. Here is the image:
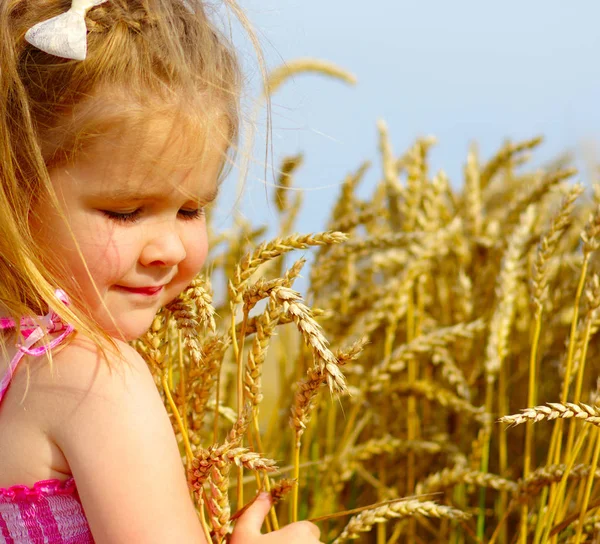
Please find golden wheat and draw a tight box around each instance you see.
[499,402,600,427]
[331,499,470,543]
[131,109,600,542]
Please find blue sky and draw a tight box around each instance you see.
[214,0,600,237]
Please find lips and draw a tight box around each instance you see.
[116,285,164,295]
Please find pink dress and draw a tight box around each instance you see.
[0,290,94,543]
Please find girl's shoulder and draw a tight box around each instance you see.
[41,332,149,385]
[27,332,158,436]
[51,331,145,377]
[28,333,208,543]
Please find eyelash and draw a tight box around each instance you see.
[102,208,205,224]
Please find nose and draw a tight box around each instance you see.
[139,226,187,267]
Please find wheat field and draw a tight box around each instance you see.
[130,61,600,543]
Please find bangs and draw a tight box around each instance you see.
[40,87,236,180]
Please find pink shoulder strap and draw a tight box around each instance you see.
[0,289,74,403]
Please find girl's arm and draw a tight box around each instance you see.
[34,334,323,543]
[39,335,208,544]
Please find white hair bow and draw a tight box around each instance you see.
[25,0,107,61]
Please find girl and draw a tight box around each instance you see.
[0,1,323,542]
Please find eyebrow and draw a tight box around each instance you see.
[90,186,220,203]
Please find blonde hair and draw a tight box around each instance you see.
[0,0,268,369]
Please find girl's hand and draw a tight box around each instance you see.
[231,493,323,544]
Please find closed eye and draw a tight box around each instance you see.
[101,209,143,224]
[101,208,205,224]
[177,209,205,221]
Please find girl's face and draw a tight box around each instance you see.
[34,113,228,341]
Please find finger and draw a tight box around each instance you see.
[232,492,272,536]
[305,521,321,539]
[292,520,321,539]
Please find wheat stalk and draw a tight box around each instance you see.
[265,58,357,97]
[500,402,600,427]
[331,499,470,543]
[416,466,518,495]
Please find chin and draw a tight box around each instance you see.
[101,317,155,343]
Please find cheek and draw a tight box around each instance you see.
[76,223,133,278]
[167,227,208,303]
[181,226,209,274]
[33,210,119,283]
[169,227,208,295]
[61,221,141,295]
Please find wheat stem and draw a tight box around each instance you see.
[397,283,417,541]
[574,428,600,544]
[540,425,589,543]
[177,331,189,457]
[533,256,590,544]
[227,305,243,508]
[521,305,543,543]
[161,374,194,464]
[564,276,600,469]
[236,309,250,509]
[498,353,509,544]
[535,255,591,544]
[197,493,213,544]
[477,379,494,540]
[292,435,301,522]
[251,414,280,530]
[554,253,590,458]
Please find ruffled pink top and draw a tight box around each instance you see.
[0,290,94,543]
